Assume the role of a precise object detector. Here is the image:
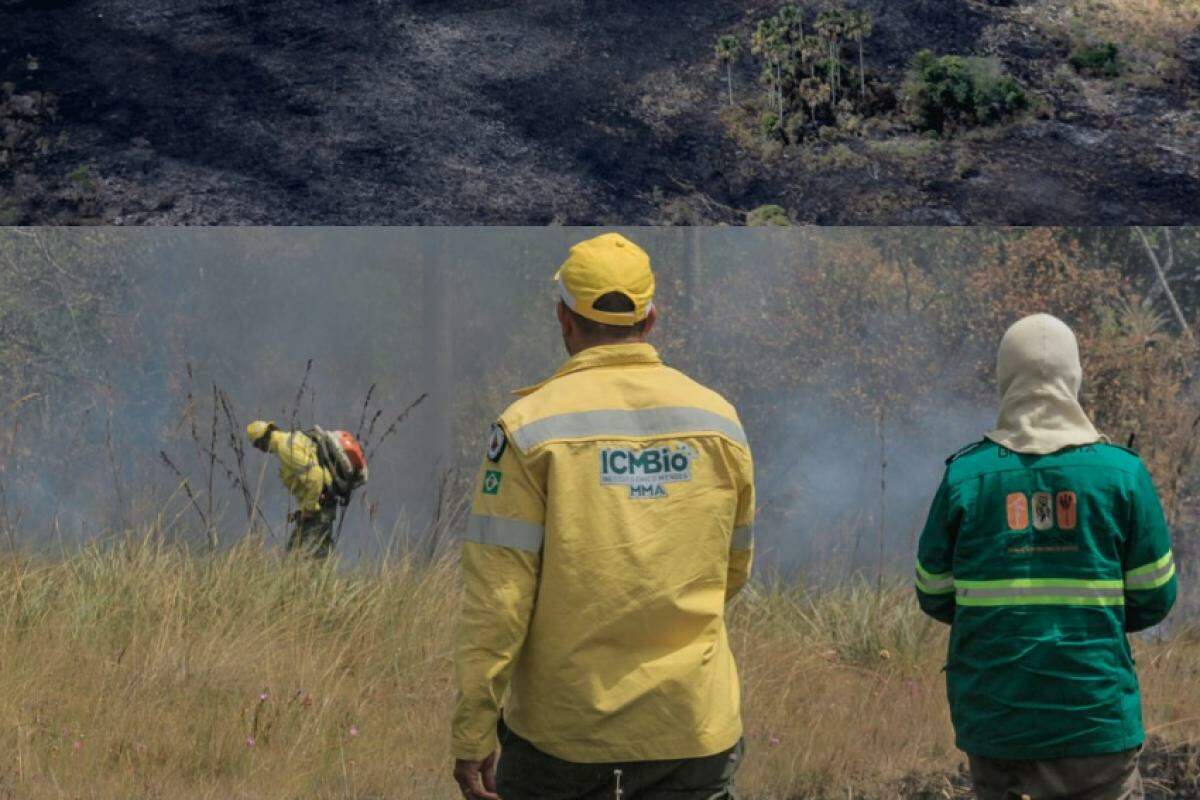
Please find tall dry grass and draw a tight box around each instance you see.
[1032,0,1200,74]
[0,532,1196,799]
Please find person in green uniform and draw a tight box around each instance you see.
[916,313,1177,800]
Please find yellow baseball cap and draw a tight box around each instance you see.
[554,233,655,326]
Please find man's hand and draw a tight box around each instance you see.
[454,753,500,800]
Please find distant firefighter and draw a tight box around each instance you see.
[452,233,755,800]
[246,420,368,558]
[916,313,1177,800]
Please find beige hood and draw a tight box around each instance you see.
[985,313,1105,455]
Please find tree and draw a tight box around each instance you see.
[752,17,787,124]
[799,76,830,124]
[846,10,874,101]
[777,4,804,43]
[814,10,846,111]
[715,35,742,107]
[1134,227,1194,342]
[800,34,823,80]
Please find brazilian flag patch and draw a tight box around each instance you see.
[482,470,502,495]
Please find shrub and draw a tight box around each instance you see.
[66,164,95,187]
[759,110,783,139]
[903,50,1028,133]
[783,113,811,145]
[746,204,792,225]
[1069,42,1121,78]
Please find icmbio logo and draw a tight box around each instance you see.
[599,444,695,499]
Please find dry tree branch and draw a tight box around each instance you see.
[355,383,377,440]
[207,383,218,532]
[289,359,313,429]
[217,388,262,526]
[1137,226,1193,341]
[159,451,208,530]
[364,392,428,461]
[332,390,430,547]
[875,404,887,599]
[365,408,384,442]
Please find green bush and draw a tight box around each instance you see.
[903,50,1028,133]
[1069,42,1121,78]
[66,164,95,185]
[746,204,792,226]
[759,111,783,139]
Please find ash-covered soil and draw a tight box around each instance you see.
[2,0,1198,224]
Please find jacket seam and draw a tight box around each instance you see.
[946,461,1141,489]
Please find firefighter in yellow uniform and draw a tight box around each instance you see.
[452,233,756,800]
[246,420,337,557]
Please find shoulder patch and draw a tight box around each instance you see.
[945,439,989,465]
[486,423,508,463]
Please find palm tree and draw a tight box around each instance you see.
[775,5,805,99]
[799,76,830,124]
[752,17,787,125]
[800,34,823,79]
[814,10,844,109]
[715,35,742,106]
[847,10,874,102]
[751,19,776,115]
[777,4,804,44]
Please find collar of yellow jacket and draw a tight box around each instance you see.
[513,342,662,397]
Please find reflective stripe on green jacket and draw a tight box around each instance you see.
[915,440,1177,760]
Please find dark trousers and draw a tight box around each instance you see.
[495,720,744,800]
[969,747,1144,800]
[286,504,337,559]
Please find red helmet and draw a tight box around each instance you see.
[334,430,366,473]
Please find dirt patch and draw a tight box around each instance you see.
[1,0,1197,223]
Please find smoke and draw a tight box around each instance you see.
[2,227,1003,569]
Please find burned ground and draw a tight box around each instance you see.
[1,0,1198,224]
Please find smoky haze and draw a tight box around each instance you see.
[2,227,1001,575]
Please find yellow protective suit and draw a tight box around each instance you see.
[452,342,756,763]
[265,429,332,512]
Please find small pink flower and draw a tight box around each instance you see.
[348,725,359,738]
[246,737,256,748]
[769,734,781,746]
[259,691,269,702]
[73,740,83,752]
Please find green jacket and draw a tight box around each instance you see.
[916,440,1177,760]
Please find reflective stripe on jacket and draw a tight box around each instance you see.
[916,440,1177,760]
[452,343,755,763]
[266,430,332,512]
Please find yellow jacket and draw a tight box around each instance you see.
[452,343,755,763]
[266,430,332,512]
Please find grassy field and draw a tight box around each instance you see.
[0,533,1196,799]
[1033,0,1200,77]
